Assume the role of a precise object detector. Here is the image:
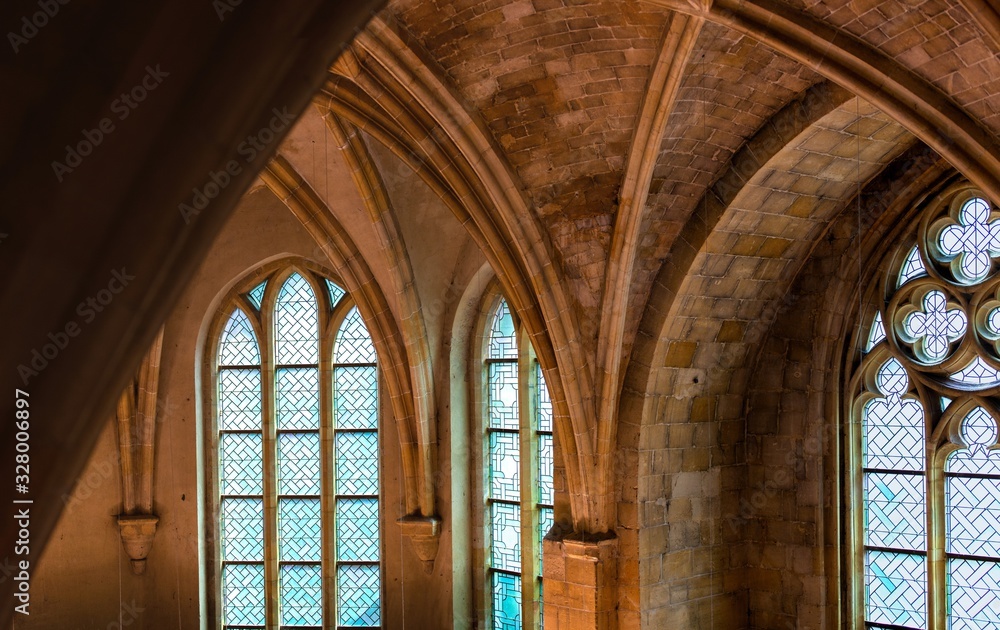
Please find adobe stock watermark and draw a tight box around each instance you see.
[178,106,296,224]
[16,268,135,385]
[6,0,70,54]
[50,64,169,182]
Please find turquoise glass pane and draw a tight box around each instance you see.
[336,498,380,562]
[865,550,926,628]
[337,564,381,627]
[334,366,378,429]
[336,431,379,496]
[219,308,260,366]
[490,430,520,502]
[278,498,321,562]
[276,368,319,430]
[492,571,521,630]
[334,307,377,364]
[223,563,265,626]
[221,498,263,561]
[489,362,519,430]
[278,432,320,496]
[275,273,318,365]
[279,563,322,626]
[220,433,263,496]
[491,502,521,573]
[488,299,517,360]
[219,369,262,431]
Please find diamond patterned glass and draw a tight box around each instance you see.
[325,279,346,309]
[220,433,263,495]
[948,559,1000,630]
[489,299,517,360]
[867,311,887,352]
[334,366,378,430]
[489,362,519,430]
[334,307,377,364]
[538,434,553,506]
[223,563,265,626]
[276,368,320,430]
[335,432,379,496]
[492,572,522,630]
[898,245,928,287]
[279,498,321,562]
[278,432,320,496]
[219,369,262,431]
[221,498,264,561]
[903,290,967,362]
[336,498,380,562]
[490,431,520,502]
[938,197,1000,283]
[279,564,322,626]
[864,472,926,550]
[248,281,266,310]
[491,502,522,573]
[865,550,926,628]
[276,273,319,365]
[219,309,260,366]
[337,564,381,627]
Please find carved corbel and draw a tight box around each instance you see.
[115,328,164,575]
[397,514,442,573]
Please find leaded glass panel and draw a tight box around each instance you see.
[863,360,924,472]
[334,307,377,364]
[337,564,381,627]
[221,498,264,561]
[219,369,262,431]
[903,290,966,361]
[899,246,928,287]
[334,366,378,430]
[219,309,260,367]
[325,279,346,309]
[276,368,320,430]
[220,433,263,495]
[538,434,553,506]
[491,502,522,573]
[536,365,552,432]
[336,498,380,562]
[938,197,1000,284]
[867,311,887,352]
[279,564,322,627]
[948,559,1000,630]
[275,273,319,365]
[488,300,517,360]
[952,356,1000,388]
[489,362,519,430]
[247,281,266,310]
[278,432,321,496]
[278,498,321,562]
[223,564,266,627]
[947,476,1000,558]
[947,407,1000,476]
[865,550,927,628]
[492,572,522,630]
[335,432,379,496]
[490,431,520,502]
[864,472,926,550]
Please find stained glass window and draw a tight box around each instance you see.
[216,268,382,629]
[854,189,1000,629]
[484,297,553,629]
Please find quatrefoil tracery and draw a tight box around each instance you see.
[928,194,1000,286]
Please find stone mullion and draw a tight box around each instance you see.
[517,348,533,629]
[927,451,948,630]
[260,298,279,630]
[320,299,335,630]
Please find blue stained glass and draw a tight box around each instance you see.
[867,311,886,353]
[898,246,928,287]
[536,364,552,432]
[278,432,320,496]
[865,550,926,628]
[948,559,1000,630]
[491,502,521,573]
[334,307,377,364]
[489,362,519,430]
[325,279,346,308]
[220,433,263,495]
[490,431,521,502]
[336,431,379,496]
[337,564,381,627]
[219,309,260,367]
[279,498,321,562]
[219,369,262,431]
[492,572,522,630]
[221,498,263,561]
[279,564,322,626]
[538,435,554,506]
[223,563,265,626]
[276,273,319,365]
[336,498,380,561]
[488,299,517,360]
[247,281,266,310]
[864,472,926,550]
[276,368,319,430]
[334,366,378,429]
